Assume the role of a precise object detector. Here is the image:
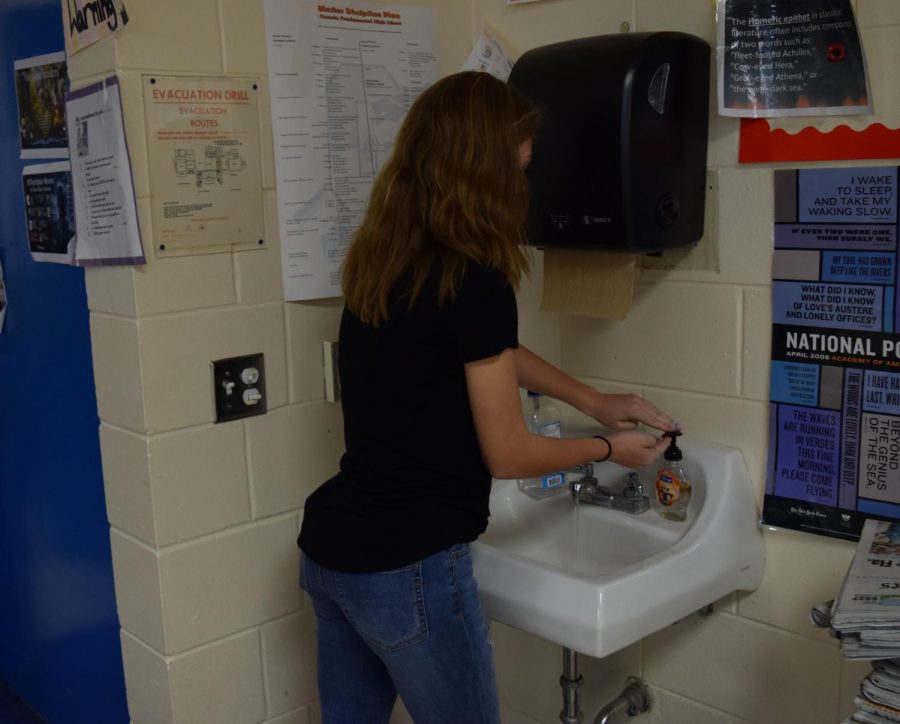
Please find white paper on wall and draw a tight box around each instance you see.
[65,75,144,266]
[264,0,438,301]
[22,161,76,264]
[462,28,514,81]
[14,51,69,159]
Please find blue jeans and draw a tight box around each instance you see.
[300,544,500,724]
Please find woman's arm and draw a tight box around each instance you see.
[465,349,668,478]
[513,345,678,433]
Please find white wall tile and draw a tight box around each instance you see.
[117,71,151,200]
[643,611,841,724]
[717,167,776,287]
[560,283,742,396]
[256,82,277,191]
[114,0,222,72]
[285,300,344,404]
[739,527,855,642]
[133,247,237,317]
[101,424,156,546]
[267,708,312,724]
[742,288,771,401]
[169,631,266,724]
[220,1,269,74]
[497,710,542,724]
[858,24,900,123]
[261,610,318,717]
[111,529,165,652]
[707,108,741,170]
[91,314,146,433]
[85,266,137,318]
[65,33,117,83]
[149,423,251,545]
[635,0,716,42]
[839,658,870,721]
[475,0,634,57]
[643,685,751,724]
[234,192,282,305]
[517,249,562,368]
[120,631,175,724]
[158,515,303,654]
[491,621,639,724]
[247,403,344,517]
[139,304,287,432]
[856,0,900,28]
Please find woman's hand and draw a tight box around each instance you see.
[585,391,678,433]
[605,431,671,469]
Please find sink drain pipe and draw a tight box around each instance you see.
[559,648,652,724]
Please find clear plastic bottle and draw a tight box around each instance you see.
[517,391,568,499]
[654,432,692,521]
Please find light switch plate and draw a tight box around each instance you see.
[323,340,340,403]
[212,353,266,423]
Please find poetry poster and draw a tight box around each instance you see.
[765,166,900,540]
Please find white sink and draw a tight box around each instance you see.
[472,437,765,658]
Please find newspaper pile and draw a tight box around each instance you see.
[823,518,900,723]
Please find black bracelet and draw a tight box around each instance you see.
[593,435,611,463]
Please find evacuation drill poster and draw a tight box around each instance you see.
[764,166,900,540]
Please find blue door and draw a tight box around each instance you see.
[0,2,129,722]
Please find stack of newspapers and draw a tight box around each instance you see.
[830,518,900,723]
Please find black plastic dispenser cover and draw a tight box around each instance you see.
[509,32,711,253]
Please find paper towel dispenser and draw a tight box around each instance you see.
[509,32,711,253]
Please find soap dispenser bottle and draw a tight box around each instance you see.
[654,432,691,521]
[517,391,567,499]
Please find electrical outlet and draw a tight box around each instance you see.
[212,353,266,422]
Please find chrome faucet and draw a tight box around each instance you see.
[569,465,650,514]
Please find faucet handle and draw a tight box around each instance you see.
[568,462,595,477]
[624,472,644,498]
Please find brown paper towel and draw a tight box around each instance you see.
[540,247,637,320]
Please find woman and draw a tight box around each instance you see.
[298,71,677,724]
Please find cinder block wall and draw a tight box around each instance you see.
[479,2,898,724]
[68,2,467,723]
[67,1,900,723]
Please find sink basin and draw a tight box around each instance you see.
[471,437,765,658]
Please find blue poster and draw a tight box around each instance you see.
[765,166,900,540]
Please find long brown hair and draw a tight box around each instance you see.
[342,71,540,325]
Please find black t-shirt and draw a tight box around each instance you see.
[297,261,518,573]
